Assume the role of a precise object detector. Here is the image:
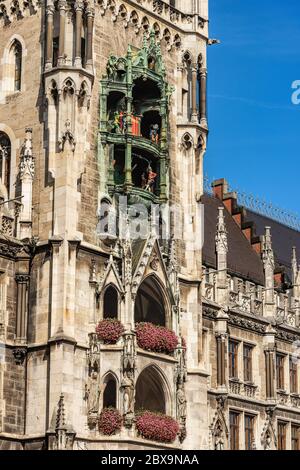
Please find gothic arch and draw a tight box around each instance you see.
[135,364,171,414]
[102,371,118,409]
[134,273,170,327]
[1,34,26,98]
[182,50,193,66]
[0,124,17,198]
[103,283,119,319]
[153,22,161,39]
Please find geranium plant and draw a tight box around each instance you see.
[136,411,179,443]
[135,322,178,354]
[96,319,124,344]
[98,408,122,436]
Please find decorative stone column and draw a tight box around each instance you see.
[215,309,228,392]
[45,0,55,70]
[58,0,67,66]
[19,128,35,240]
[177,65,183,117]
[191,63,198,123]
[74,1,84,67]
[15,274,30,342]
[264,325,276,401]
[199,67,207,128]
[262,227,275,320]
[86,5,95,70]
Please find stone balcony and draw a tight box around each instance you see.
[229,379,258,399]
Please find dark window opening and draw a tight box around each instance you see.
[229,411,240,450]
[243,344,253,383]
[135,276,166,326]
[53,37,59,67]
[135,367,166,413]
[103,286,118,319]
[14,41,22,91]
[276,354,285,390]
[141,110,161,143]
[81,37,86,67]
[278,422,287,450]
[103,377,117,408]
[132,149,159,193]
[290,357,298,394]
[292,425,300,450]
[229,340,239,379]
[244,414,255,450]
[0,132,11,193]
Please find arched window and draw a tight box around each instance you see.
[103,374,117,408]
[0,132,11,193]
[134,276,166,326]
[103,285,118,319]
[13,41,22,92]
[135,366,166,413]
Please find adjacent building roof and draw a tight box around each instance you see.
[202,193,265,285]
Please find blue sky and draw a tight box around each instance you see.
[206,0,300,216]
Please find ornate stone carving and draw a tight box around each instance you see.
[121,370,135,428]
[12,346,27,365]
[59,120,76,152]
[85,333,101,429]
[85,371,101,429]
[19,127,35,179]
[48,394,76,450]
[261,407,277,450]
[121,331,136,428]
[210,395,228,450]
[175,338,187,442]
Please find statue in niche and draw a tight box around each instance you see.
[176,382,187,424]
[85,370,101,429]
[85,370,100,414]
[123,333,135,372]
[121,370,135,417]
[214,421,225,450]
[150,124,159,144]
[148,56,156,70]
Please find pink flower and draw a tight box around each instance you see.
[136,411,179,443]
[136,322,178,354]
[96,319,124,344]
[99,408,122,435]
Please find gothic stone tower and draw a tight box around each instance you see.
[0,0,209,450]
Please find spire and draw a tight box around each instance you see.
[215,206,228,253]
[56,393,66,431]
[292,246,298,286]
[262,227,274,269]
[215,207,228,306]
[262,227,275,315]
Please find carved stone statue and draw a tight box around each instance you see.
[122,370,135,416]
[85,371,100,415]
[176,382,187,424]
[122,333,135,372]
[214,422,225,450]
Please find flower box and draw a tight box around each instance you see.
[136,411,179,443]
[96,319,124,344]
[98,408,122,435]
[136,322,178,354]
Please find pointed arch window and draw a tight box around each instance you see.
[103,285,118,319]
[103,374,117,408]
[0,132,11,193]
[13,41,22,92]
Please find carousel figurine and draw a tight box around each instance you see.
[150,124,159,144]
[145,166,157,192]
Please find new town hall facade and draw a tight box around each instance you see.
[0,0,299,451]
